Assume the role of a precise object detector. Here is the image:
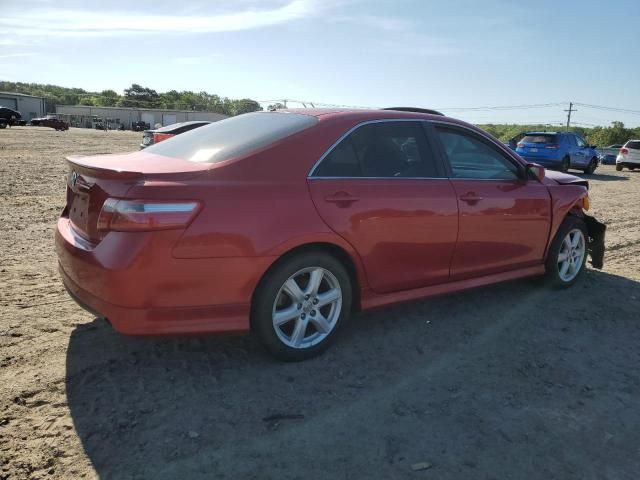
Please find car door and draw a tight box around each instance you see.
[308,120,459,294]
[571,134,589,167]
[432,124,552,280]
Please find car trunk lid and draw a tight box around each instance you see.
[64,151,209,242]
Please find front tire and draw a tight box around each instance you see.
[544,216,588,288]
[616,164,623,171]
[252,251,352,361]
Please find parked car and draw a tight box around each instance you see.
[0,106,22,129]
[56,109,605,361]
[132,121,150,132]
[140,121,210,149]
[515,132,599,174]
[30,117,69,131]
[598,144,624,165]
[616,140,640,171]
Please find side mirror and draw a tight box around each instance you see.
[527,163,545,182]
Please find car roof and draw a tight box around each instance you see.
[524,131,561,135]
[279,108,473,128]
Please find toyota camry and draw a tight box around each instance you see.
[56,108,606,361]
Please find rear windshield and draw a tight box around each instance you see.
[521,134,558,144]
[626,141,640,150]
[145,112,318,163]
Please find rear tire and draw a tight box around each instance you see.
[252,251,352,361]
[560,156,570,173]
[615,164,623,171]
[544,216,588,289]
[583,157,597,174]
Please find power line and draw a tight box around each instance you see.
[573,102,640,116]
[435,102,566,112]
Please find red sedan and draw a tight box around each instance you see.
[56,108,605,360]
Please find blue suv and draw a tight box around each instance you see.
[515,132,599,174]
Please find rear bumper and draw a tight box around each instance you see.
[616,160,640,167]
[519,155,563,168]
[56,217,274,335]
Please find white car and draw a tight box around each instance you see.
[616,140,640,171]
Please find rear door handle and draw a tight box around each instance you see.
[325,191,359,206]
[460,193,483,204]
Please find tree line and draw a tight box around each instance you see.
[2,81,638,144]
[0,81,263,116]
[477,121,640,147]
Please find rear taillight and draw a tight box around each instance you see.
[620,148,628,155]
[545,144,560,149]
[97,199,201,234]
[153,133,174,144]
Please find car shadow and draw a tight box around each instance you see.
[66,269,640,479]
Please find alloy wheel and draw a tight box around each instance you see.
[557,228,586,282]
[272,267,342,349]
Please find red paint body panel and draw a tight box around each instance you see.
[308,179,458,293]
[448,179,551,279]
[55,109,593,337]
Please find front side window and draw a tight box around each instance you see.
[575,136,586,147]
[435,126,520,180]
[313,121,439,178]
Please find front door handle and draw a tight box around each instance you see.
[325,191,359,206]
[460,193,483,204]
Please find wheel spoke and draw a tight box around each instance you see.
[310,312,331,334]
[305,268,324,296]
[559,260,570,277]
[290,318,307,347]
[283,278,304,303]
[316,288,341,308]
[571,232,580,248]
[558,252,569,262]
[273,305,299,326]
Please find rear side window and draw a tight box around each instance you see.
[435,126,520,180]
[313,121,440,178]
[521,134,558,144]
[626,141,640,150]
[146,112,318,163]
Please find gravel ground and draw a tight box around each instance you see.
[1,126,639,480]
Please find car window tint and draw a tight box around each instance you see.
[314,137,361,177]
[626,141,640,150]
[314,121,439,178]
[435,127,520,180]
[521,134,558,144]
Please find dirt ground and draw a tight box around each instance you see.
[1,126,639,480]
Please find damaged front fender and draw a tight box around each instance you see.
[583,214,606,269]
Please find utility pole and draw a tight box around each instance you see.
[564,102,577,131]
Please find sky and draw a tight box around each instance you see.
[1,0,639,126]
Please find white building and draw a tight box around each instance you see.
[55,105,228,129]
[0,92,46,120]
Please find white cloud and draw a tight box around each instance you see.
[0,53,37,59]
[0,0,317,37]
